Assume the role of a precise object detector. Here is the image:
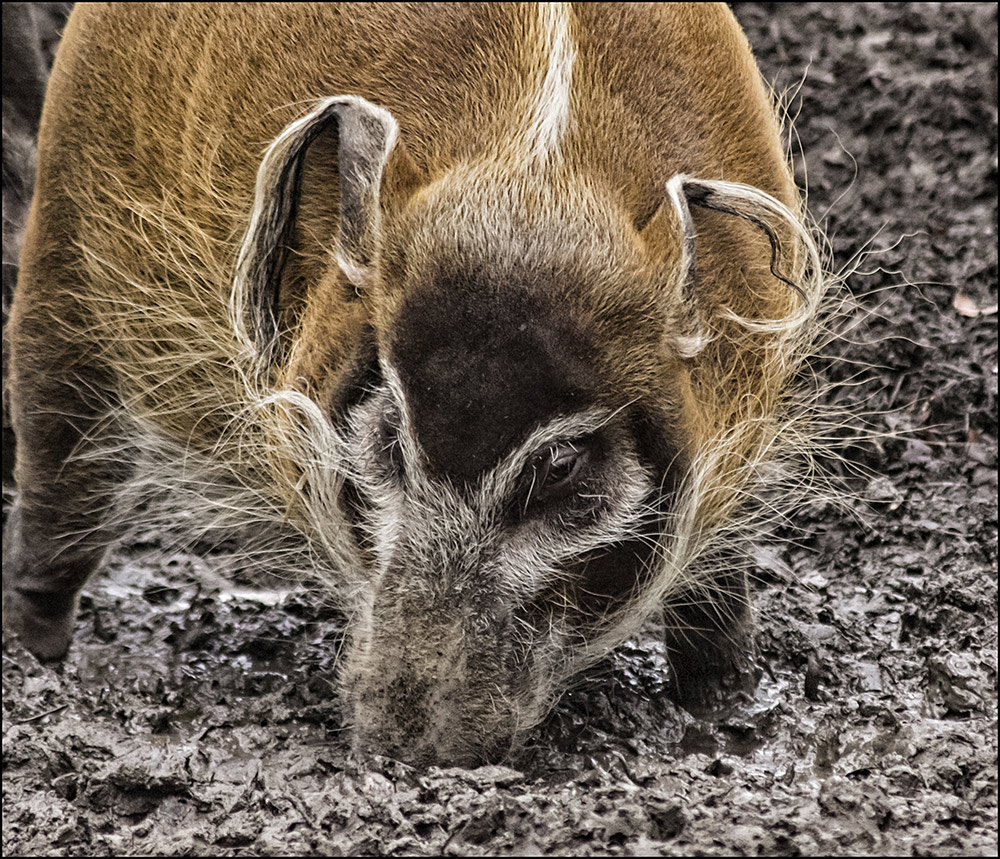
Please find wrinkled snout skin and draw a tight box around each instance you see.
[346,565,529,766]
[344,480,533,765]
[5,3,818,767]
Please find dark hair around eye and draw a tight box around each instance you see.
[526,437,592,507]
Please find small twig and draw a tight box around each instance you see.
[15,703,69,724]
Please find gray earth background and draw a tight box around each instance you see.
[2,3,997,856]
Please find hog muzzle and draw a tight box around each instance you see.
[342,568,538,767]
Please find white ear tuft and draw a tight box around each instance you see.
[664,174,707,358]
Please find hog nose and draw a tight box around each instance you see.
[343,567,529,765]
[349,682,516,767]
[345,630,526,766]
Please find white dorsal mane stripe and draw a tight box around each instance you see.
[524,2,576,160]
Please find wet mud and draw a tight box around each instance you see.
[3,3,997,856]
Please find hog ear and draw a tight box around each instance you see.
[641,174,813,360]
[233,95,401,364]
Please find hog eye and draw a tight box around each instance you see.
[527,439,590,506]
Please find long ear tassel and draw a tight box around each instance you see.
[333,101,401,289]
[230,96,399,366]
[664,174,708,359]
[678,176,821,312]
[660,174,823,356]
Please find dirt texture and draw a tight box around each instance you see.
[3,3,998,856]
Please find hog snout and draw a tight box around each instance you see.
[343,571,534,766]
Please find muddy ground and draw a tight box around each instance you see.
[2,3,997,856]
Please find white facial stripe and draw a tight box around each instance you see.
[379,361,440,495]
[481,405,630,500]
[372,364,640,503]
[347,368,656,600]
[492,448,655,597]
[524,2,576,161]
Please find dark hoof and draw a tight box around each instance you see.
[2,587,77,661]
[667,647,761,712]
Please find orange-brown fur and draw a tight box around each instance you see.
[5,4,830,758]
[16,3,793,431]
